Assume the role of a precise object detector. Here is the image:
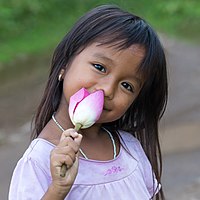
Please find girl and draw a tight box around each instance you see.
[9,5,167,200]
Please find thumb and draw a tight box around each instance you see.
[74,133,83,146]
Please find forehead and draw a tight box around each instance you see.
[82,42,145,59]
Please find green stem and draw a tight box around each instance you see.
[75,123,82,131]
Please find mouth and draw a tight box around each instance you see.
[103,107,111,111]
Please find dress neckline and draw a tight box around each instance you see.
[34,131,123,162]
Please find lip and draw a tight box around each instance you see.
[103,107,111,111]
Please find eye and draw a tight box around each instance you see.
[121,82,134,93]
[93,64,106,73]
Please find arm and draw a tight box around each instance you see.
[41,129,82,200]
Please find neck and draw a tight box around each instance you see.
[53,111,73,129]
[80,124,103,139]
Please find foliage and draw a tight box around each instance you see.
[0,0,199,63]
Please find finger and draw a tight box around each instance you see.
[74,134,83,146]
[51,154,75,168]
[53,146,76,162]
[60,134,82,153]
[58,137,80,154]
[60,129,79,142]
[58,136,74,147]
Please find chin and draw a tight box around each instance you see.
[96,113,119,124]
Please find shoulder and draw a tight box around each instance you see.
[118,130,161,196]
[117,130,143,153]
[25,138,55,159]
[117,129,149,163]
[20,138,55,173]
[117,130,138,142]
[9,139,55,199]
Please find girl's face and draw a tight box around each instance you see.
[62,42,145,124]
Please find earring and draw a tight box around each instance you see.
[58,69,65,81]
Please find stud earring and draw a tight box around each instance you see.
[58,69,65,81]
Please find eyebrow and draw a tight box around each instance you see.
[133,76,143,87]
[92,53,114,65]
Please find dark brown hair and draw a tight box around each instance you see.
[32,5,167,199]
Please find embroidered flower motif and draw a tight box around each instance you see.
[104,166,124,176]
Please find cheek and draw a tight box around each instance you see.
[115,104,130,119]
[114,97,135,118]
[104,99,134,122]
[62,73,95,103]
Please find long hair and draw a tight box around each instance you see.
[32,5,167,199]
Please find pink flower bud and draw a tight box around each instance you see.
[69,88,104,129]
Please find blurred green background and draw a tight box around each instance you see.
[0,0,200,81]
[1,1,200,199]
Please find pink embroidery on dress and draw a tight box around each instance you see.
[104,166,124,176]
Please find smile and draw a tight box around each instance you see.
[103,107,111,111]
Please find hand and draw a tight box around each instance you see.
[50,129,82,196]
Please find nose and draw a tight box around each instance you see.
[96,79,115,100]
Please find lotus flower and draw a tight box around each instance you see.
[61,88,104,177]
[69,88,104,130]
